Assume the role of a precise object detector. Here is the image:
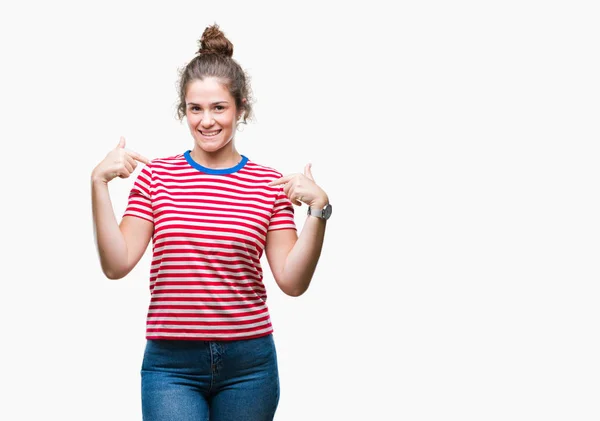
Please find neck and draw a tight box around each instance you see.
[190,147,242,169]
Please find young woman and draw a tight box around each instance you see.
[91,24,331,420]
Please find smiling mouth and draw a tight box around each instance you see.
[199,129,222,137]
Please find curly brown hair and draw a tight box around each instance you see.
[176,24,254,124]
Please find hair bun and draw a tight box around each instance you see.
[197,24,234,58]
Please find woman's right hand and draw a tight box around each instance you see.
[91,136,151,184]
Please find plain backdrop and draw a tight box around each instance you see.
[1,1,599,420]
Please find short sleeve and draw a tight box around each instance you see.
[267,188,297,232]
[123,165,153,223]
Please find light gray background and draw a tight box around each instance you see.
[1,1,599,420]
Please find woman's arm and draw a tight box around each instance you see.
[265,211,327,296]
[91,137,153,279]
[266,163,329,296]
[91,180,153,279]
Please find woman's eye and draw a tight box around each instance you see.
[215,106,224,111]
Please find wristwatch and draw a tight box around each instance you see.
[307,203,332,220]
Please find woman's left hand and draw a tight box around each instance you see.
[268,163,329,208]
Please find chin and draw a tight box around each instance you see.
[196,143,222,153]
[195,139,229,152]
[205,135,235,145]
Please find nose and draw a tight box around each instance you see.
[200,112,214,128]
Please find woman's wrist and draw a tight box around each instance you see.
[91,172,109,185]
[309,196,329,209]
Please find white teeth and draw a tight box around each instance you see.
[200,130,221,136]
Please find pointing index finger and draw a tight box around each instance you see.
[126,149,151,165]
[268,174,294,186]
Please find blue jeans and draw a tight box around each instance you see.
[141,334,280,421]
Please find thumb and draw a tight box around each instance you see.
[117,136,126,149]
[304,163,314,180]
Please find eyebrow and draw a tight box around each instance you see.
[186,101,229,106]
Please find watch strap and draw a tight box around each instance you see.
[307,203,332,220]
[307,206,323,218]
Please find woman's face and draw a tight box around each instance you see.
[185,77,241,153]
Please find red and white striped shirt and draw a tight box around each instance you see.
[123,151,296,341]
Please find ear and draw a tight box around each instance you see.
[236,98,247,121]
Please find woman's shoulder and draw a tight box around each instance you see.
[144,152,187,170]
[243,158,284,178]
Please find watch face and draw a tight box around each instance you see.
[323,204,332,219]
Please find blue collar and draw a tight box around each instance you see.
[184,150,248,175]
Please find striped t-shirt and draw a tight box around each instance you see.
[123,151,296,341]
